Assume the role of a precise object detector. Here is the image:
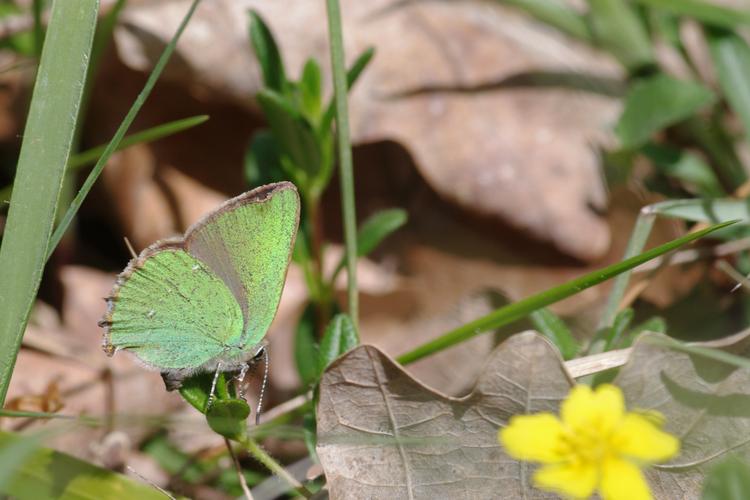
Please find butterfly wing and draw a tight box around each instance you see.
[102,241,244,371]
[184,182,300,347]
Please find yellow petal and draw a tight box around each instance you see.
[561,384,624,434]
[499,413,566,463]
[611,413,680,463]
[533,462,598,499]
[600,457,652,500]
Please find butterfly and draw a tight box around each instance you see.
[99,181,300,397]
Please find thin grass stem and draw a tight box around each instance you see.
[326,0,359,329]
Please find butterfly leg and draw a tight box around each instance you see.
[234,362,250,400]
[206,361,223,411]
[256,346,269,425]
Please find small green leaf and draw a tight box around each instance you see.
[249,10,286,92]
[300,58,323,122]
[206,399,250,441]
[331,209,407,282]
[619,315,667,348]
[318,313,359,375]
[257,89,322,182]
[529,308,578,360]
[321,47,375,131]
[179,372,231,414]
[702,455,750,500]
[642,143,724,197]
[344,47,375,90]
[604,307,634,350]
[295,303,320,387]
[709,31,750,145]
[615,74,716,148]
[587,0,654,72]
[497,0,592,41]
[245,130,286,187]
[357,208,407,256]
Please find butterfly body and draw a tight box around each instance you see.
[100,182,300,389]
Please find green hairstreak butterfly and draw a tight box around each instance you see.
[100,182,300,394]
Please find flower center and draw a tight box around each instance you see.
[558,421,615,464]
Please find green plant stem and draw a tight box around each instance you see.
[597,211,655,331]
[396,221,734,365]
[45,0,203,261]
[326,0,359,329]
[306,196,331,334]
[0,0,99,406]
[240,437,311,498]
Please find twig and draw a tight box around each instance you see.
[257,393,309,424]
[125,465,176,500]
[225,438,254,500]
[633,237,750,273]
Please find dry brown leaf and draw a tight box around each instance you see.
[616,331,750,498]
[317,333,569,498]
[317,330,750,499]
[115,0,619,260]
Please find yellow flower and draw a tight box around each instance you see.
[498,384,679,500]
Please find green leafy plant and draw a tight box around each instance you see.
[246,11,402,376]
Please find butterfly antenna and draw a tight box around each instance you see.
[126,465,176,500]
[123,237,138,259]
[256,346,269,425]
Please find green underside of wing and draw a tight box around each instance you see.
[188,186,298,345]
[109,249,244,370]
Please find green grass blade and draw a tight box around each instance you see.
[593,196,750,351]
[680,116,747,190]
[0,115,209,203]
[642,143,725,197]
[46,0,203,261]
[69,115,209,170]
[397,221,734,365]
[496,0,592,41]
[702,456,750,500]
[646,335,750,370]
[326,0,359,329]
[709,31,750,145]
[90,0,127,72]
[634,0,750,28]
[597,212,655,332]
[31,0,43,58]
[0,0,98,406]
[647,198,750,223]
[0,431,169,499]
[587,0,654,72]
